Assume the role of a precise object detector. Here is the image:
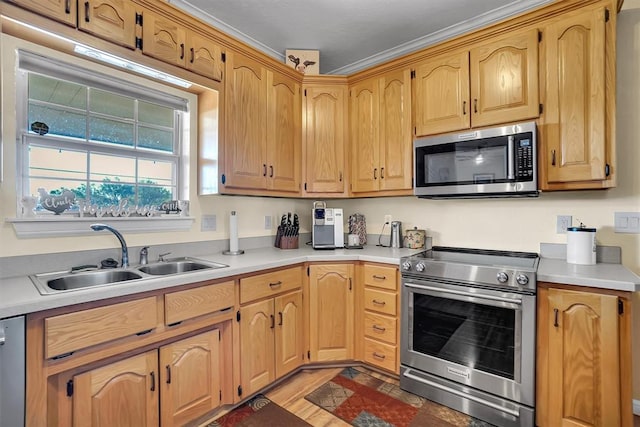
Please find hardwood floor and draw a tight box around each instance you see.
[198,367,640,427]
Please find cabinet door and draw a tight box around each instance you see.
[267,71,302,193]
[470,29,539,128]
[303,84,348,194]
[160,330,221,427]
[274,291,304,378]
[186,32,223,81]
[350,78,380,193]
[309,264,354,361]
[73,351,159,427]
[547,288,620,427]
[240,299,275,396]
[379,69,413,191]
[413,51,470,136]
[141,10,186,67]
[9,0,76,25]
[78,0,137,49]
[543,8,606,185]
[223,53,268,190]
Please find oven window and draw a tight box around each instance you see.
[412,294,515,379]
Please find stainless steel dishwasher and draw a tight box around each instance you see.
[0,316,25,427]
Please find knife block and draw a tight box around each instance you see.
[274,226,299,249]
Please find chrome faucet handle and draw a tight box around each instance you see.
[139,246,150,265]
[158,252,171,262]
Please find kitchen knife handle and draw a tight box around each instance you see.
[553,308,559,327]
[551,150,556,166]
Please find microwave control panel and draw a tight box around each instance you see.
[516,134,534,180]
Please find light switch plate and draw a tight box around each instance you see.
[556,215,572,234]
[201,214,217,231]
[615,212,640,233]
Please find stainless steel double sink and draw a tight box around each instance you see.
[30,257,229,295]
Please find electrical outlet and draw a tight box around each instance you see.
[556,215,572,234]
[201,214,217,231]
[264,215,272,230]
[384,214,392,224]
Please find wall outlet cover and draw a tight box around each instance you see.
[556,215,572,234]
[201,214,217,231]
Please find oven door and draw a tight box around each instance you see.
[400,277,535,407]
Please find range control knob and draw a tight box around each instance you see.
[402,261,412,271]
[415,262,426,272]
[496,272,509,283]
[516,274,529,286]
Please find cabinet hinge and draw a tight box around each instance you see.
[221,52,226,63]
[410,70,416,79]
[135,37,143,50]
[236,310,241,322]
[238,385,243,396]
[135,12,143,26]
[538,30,542,42]
[605,8,610,22]
[221,174,226,185]
[605,163,611,177]
[539,104,543,115]
[618,299,624,315]
[66,379,74,397]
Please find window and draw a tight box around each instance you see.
[17,51,189,216]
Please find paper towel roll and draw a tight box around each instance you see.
[229,211,239,252]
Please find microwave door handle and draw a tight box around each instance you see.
[507,135,515,180]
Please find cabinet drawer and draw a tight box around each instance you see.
[45,297,158,359]
[363,312,397,344]
[240,267,302,304]
[363,264,397,290]
[364,288,396,316]
[363,337,397,372]
[165,280,234,325]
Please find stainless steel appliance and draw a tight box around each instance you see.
[312,201,344,249]
[414,122,538,198]
[400,247,539,427]
[0,315,25,427]
[390,221,403,248]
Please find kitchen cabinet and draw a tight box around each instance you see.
[72,330,221,427]
[350,69,413,195]
[238,267,304,397]
[142,9,223,81]
[536,283,633,427]
[302,79,349,196]
[222,52,301,195]
[78,0,137,49]
[308,263,354,361]
[538,5,615,190]
[355,263,399,373]
[7,0,77,26]
[413,29,539,136]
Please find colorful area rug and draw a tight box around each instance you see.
[207,394,312,427]
[305,367,495,427]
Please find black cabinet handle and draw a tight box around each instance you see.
[349,278,352,291]
[339,171,343,182]
[269,281,282,288]
[474,98,478,113]
[180,43,184,60]
[463,100,467,115]
[373,352,386,360]
[373,275,386,280]
[65,0,71,14]
[374,168,377,180]
[278,312,283,326]
[553,308,559,327]
[372,299,386,306]
[551,150,556,166]
[166,365,171,384]
[381,167,384,179]
[270,314,275,329]
[190,47,194,63]
[372,324,386,332]
[84,1,90,22]
[270,165,274,178]
[150,371,156,391]
[263,164,267,176]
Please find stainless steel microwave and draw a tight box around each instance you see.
[414,122,538,198]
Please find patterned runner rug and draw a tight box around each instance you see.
[305,367,495,427]
[207,394,312,427]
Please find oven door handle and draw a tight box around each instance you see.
[403,368,521,418]
[404,283,522,308]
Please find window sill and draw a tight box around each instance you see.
[7,216,195,238]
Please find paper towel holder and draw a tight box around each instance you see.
[222,249,245,255]
[223,210,245,255]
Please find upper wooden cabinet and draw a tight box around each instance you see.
[350,69,413,195]
[302,80,349,196]
[539,5,614,190]
[78,0,137,49]
[222,52,301,195]
[413,29,539,136]
[537,284,633,427]
[8,0,77,25]
[141,9,223,81]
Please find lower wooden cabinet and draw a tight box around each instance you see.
[536,283,633,427]
[308,263,354,361]
[73,329,221,427]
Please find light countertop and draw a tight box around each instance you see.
[1,245,638,319]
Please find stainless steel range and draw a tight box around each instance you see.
[399,246,539,427]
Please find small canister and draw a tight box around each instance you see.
[566,225,596,265]
[404,227,426,249]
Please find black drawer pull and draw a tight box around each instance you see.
[372,352,386,360]
[372,324,386,332]
[372,275,386,280]
[269,281,282,288]
[372,299,386,306]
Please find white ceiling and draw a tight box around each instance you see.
[168,0,553,74]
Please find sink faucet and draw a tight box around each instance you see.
[90,223,129,268]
